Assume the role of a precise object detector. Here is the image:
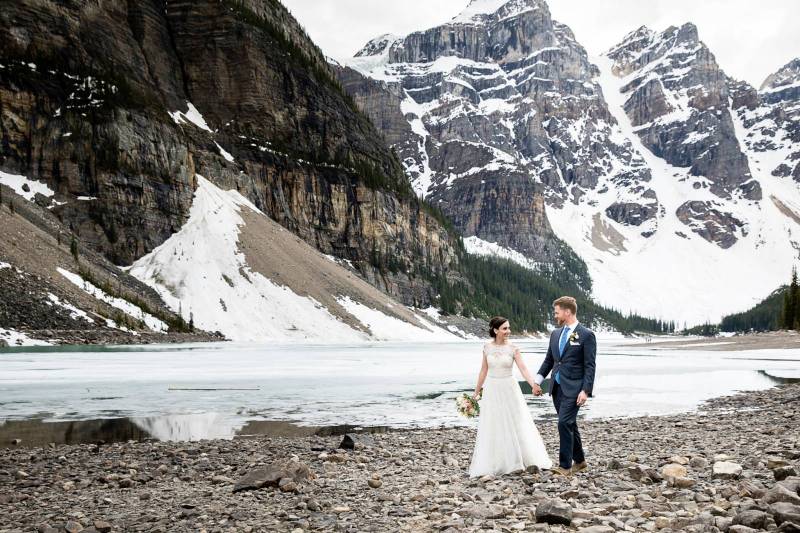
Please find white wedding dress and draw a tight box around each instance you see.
[468,342,553,477]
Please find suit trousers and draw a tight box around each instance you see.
[552,381,585,469]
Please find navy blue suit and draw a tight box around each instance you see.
[538,323,596,469]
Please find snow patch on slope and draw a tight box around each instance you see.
[463,236,540,271]
[168,102,213,132]
[335,296,451,341]
[58,268,168,332]
[0,170,55,201]
[0,328,52,347]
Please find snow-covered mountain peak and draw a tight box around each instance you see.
[451,0,545,24]
[760,58,800,100]
[354,33,403,58]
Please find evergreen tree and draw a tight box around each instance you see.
[791,267,800,330]
[9,200,14,214]
[70,235,79,262]
[781,267,798,330]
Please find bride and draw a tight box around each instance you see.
[469,316,553,477]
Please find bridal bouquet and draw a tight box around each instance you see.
[456,392,481,418]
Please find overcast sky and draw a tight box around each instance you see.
[281,0,799,88]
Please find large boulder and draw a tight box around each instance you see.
[535,499,573,525]
[232,460,312,493]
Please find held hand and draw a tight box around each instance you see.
[532,383,543,396]
[576,390,589,407]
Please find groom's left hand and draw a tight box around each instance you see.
[576,391,589,406]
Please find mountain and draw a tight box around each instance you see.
[340,0,800,325]
[0,0,469,343]
[338,0,650,290]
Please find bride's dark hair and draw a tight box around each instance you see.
[489,316,508,338]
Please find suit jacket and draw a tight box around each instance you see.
[538,323,596,398]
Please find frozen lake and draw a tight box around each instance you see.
[1,338,798,444]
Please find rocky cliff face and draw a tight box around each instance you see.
[606,24,758,203]
[0,0,460,307]
[729,59,800,184]
[341,0,656,288]
[341,0,800,324]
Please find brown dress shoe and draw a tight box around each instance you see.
[571,461,588,473]
[551,466,572,476]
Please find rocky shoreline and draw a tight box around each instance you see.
[2,384,799,532]
[0,329,225,348]
[624,331,800,351]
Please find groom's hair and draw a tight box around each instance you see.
[553,296,577,315]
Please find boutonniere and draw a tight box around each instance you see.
[569,331,579,342]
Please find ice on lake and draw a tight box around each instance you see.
[1,338,797,443]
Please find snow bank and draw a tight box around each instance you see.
[57,268,167,332]
[168,102,213,132]
[0,170,55,201]
[0,328,52,347]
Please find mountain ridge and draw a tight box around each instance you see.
[340,0,800,325]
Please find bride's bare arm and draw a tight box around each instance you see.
[474,351,488,397]
[513,347,537,390]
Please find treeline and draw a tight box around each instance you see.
[437,253,675,334]
[719,266,798,332]
[780,267,800,330]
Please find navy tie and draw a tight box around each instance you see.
[556,327,570,384]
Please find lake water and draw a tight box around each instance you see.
[1,338,798,446]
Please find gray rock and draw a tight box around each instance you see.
[712,461,743,479]
[776,467,798,481]
[339,433,376,450]
[764,484,800,505]
[769,457,791,470]
[232,460,311,492]
[662,463,688,478]
[729,526,759,533]
[535,499,573,525]
[772,503,800,526]
[780,478,800,496]
[732,509,769,529]
[278,478,297,492]
[92,521,112,533]
[63,522,83,533]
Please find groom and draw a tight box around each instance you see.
[532,296,596,476]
